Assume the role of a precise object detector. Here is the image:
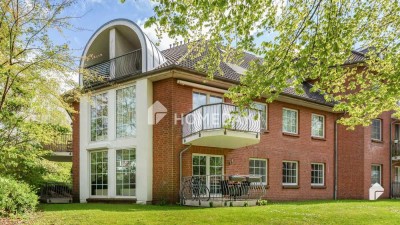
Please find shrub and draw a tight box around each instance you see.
[0,176,38,217]
[258,200,268,206]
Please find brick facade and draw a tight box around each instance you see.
[337,112,391,199]
[71,101,80,202]
[152,77,337,202]
[73,75,394,203]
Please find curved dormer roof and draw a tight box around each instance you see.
[80,19,166,85]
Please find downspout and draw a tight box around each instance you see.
[334,119,338,200]
[179,145,192,197]
[390,120,395,199]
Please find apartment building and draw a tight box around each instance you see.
[71,19,397,204]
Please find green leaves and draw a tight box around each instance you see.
[0,0,78,186]
[147,0,400,128]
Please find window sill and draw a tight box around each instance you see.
[263,130,270,134]
[311,136,326,141]
[282,132,300,137]
[371,139,383,143]
[282,185,299,189]
[311,185,326,189]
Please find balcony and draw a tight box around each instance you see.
[42,133,72,162]
[182,103,261,149]
[83,49,142,86]
[180,175,266,207]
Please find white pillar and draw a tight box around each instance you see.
[109,28,116,79]
[135,78,153,204]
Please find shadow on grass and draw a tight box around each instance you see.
[38,199,400,213]
[268,199,400,206]
[38,203,207,213]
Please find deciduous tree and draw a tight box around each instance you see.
[0,0,78,186]
[146,0,400,128]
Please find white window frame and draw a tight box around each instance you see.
[311,163,325,186]
[249,158,268,185]
[192,154,224,196]
[253,102,268,131]
[371,164,382,185]
[89,150,109,197]
[115,148,136,197]
[90,92,109,142]
[116,85,136,139]
[282,161,298,186]
[395,166,400,182]
[371,119,382,141]
[311,114,325,138]
[282,108,299,134]
[192,90,224,109]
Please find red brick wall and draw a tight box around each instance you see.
[337,112,391,199]
[337,124,365,199]
[152,77,336,202]
[71,101,80,202]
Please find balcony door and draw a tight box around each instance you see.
[192,154,224,195]
[192,91,223,109]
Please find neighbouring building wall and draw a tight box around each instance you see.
[152,77,336,202]
[362,111,391,199]
[337,125,366,199]
[337,112,391,199]
[72,101,80,202]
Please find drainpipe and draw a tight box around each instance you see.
[334,119,338,200]
[390,120,395,199]
[179,145,192,195]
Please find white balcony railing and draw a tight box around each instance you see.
[182,103,261,138]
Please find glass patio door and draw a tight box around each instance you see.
[192,155,224,195]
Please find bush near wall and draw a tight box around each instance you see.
[0,176,38,217]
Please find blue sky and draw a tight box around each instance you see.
[53,0,173,60]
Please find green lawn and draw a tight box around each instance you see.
[32,200,400,225]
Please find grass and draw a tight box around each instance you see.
[31,200,400,225]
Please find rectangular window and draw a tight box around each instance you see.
[371,164,382,185]
[90,150,108,196]
[192,91,223,109]
[116,149,136,196]
[311,114,325,138]
[90,93,108,141]
[395,167,400,182]
[253,102,268,130]
[249,159,267,184]
[116,86,136,138]
[311,163,325,186]
[371,119,382,141]
[282,108,298,134]
[282,161,298,185]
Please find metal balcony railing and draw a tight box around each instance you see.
[42,133,72,153]
[392,182,400,198]
[83,49,142,85]
[39,183,73,203]
[391,141,400,158]
[182,103,261,138]
[180,175,266,205]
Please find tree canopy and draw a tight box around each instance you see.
[146,0,400,128]
[0,0,78,186]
